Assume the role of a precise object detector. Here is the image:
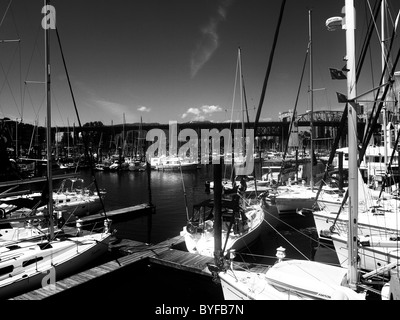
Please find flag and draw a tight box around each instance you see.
[312,150,318,166]
[330,68,347,80]
[336,92,348,103]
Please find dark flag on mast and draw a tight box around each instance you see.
[312,150,318,166]
[336,92,348,103]
[330,68,347,80]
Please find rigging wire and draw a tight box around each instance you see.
[224,49,240,181]
[179,161,190,222]
[0,0,12,29]
[253,0,286,135]
[262,206,337,256]
[54,27,108,220]
[278,41,309,186]
[0,43,21,117]
[316,0,382,218]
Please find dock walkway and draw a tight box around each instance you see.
[11,235,216,300]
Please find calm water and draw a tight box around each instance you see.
[68,165,339,301]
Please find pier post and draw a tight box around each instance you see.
[76,219,82,236]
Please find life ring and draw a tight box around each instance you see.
[326,16,343,31]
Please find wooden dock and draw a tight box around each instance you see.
[10,206,268,301]
[10,235,217,300]
[68,203,156,226]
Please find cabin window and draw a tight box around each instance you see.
[59,200,63,204]
[0,265,13,276]
[66,199,70,203]
[22,256,44,267]
[37,243,52,250]
[6,245,21,250]
[0,223,12,229]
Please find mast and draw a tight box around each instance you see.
[67,118,70,158]
[123,113,126,156]
[345,0,358,289]
[309,9,314,190]
[239,47,245,164]
[382,0,388,166]
[44,0,54,238]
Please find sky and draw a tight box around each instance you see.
[0,0,399,127]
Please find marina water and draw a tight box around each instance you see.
[66,164,339,300]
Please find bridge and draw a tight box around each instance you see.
[55,110,364,154]
[5,110,371,158]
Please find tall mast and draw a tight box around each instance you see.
[309,10,314,190]
[382,0,388,168]
[67,118,70,158]
[123,113,126,156]
[345,0,358,289]
[239,47,245,160]
[44,0,54,238]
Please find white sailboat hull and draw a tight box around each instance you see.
[181,204,264,257]
[331,234,400,274]
[0,232,111,299]
[274,186,316,215]
[219,260,365,300]
[313,208,400,243]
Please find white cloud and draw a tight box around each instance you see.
[190,0,234,78]
[182,105,223,121]
[138,106,151,112]
[201,105,222,114]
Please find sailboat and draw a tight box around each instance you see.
[310,0,400,279]
[209,3,395,300]
[128,117,147,171]
[273,9,319,216]
[180,193,264,258]
[180,48,265,257]
[0,2,111,299]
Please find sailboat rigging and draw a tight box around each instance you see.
[209,1,397,300]
[311,1,400,287]
[0,1,111,299]
[273,10,319,216]
[180,48,265,258]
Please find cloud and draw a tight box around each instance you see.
[182,107,201,119]
[201,105,222,114]
[182,104,223,121]
[138,106,151,112]
[190,0,234,78]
